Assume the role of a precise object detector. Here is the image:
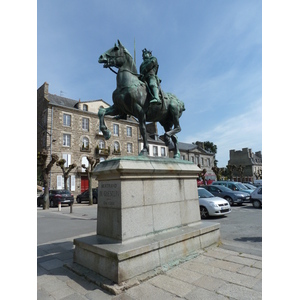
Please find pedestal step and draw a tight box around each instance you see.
[74,221,220,283]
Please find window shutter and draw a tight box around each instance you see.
[68,154,71,167]
[71,175,75,191]
[57,175,62,189]
[62,154,68,167]
[82,156,89,172]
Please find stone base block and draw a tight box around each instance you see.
[74,221,220,283]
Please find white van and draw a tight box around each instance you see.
[254,180,262,187]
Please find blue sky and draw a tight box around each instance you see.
[37,0,262,167]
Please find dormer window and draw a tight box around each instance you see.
[83,104,88,111]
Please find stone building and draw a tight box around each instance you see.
[170,142,216,181]
[139,122,169,158]
[228,148,262,182]
[37,82,140,197]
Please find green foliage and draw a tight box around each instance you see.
[194,141,217,154]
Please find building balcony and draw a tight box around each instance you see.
[80,145,91,153]
[95,146,110,156]
[112,149,121,155]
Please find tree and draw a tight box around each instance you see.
[254,169,262,179]
[37,150,59,210]
[56,159,77,190]
[203,141,217,154]
[212,166,224,181]
[194,141,217,154]
[237,165,245,182]
[81,156,100,205]
[226,164,236,181]
[200,169,207,185]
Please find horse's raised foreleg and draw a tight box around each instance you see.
[98,105,119,140]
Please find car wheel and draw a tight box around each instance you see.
[200,206,209,219]
[50,200,54,207]
[77,197,81,203]
[93,197,97,204]
[224,196,233,206]
[253,200,261,208]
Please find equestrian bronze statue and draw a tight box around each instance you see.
[98,40,185,158]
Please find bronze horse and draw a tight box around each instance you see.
[98,40,185,158]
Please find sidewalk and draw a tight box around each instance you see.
[37,207,262,299]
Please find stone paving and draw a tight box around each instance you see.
[37,237,262,300]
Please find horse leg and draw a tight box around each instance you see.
[164,105,182,159]
[98,105,119,140]
[171,135,180,159]
[136,108,149,156]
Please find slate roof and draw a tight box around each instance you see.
[177,142,198,151]
[168,141,214,155]
[47,93,78,109]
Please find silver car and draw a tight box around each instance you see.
[250,186,262,208]
[198,187,231,219]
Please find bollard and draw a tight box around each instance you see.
[70,203,73,213]
[58,201,61,211]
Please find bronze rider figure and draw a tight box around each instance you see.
[139,48,162,105]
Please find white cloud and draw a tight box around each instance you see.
[182,98,262,167]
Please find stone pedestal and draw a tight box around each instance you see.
[73,157,220,284]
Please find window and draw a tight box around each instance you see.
[83,104,88,111]
[63,114,71,126]
[207,158,210,166]
[191,156,194,163]
[113,141,120,152]
[127,143,133,153]
[181,155,186,160]
[113,124,119,136]
[99,139,105,149]
[82,118,89,131]
[161,147,166,157]
[201,158,204,166]
[62,154,71,167]
[196,157,199,165]
[81,156,89,172]
[127,126,132,137]
[82,137,89,149]
[57,174,75,191]
[63,134,71,146]
[153,146,158,156]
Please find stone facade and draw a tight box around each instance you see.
[37,82,140,198]
[170,142,216,180]
[228,148,262,182]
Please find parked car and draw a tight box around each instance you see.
[197,187,231,219]
[250,186,262,208]
[212,181,254,195]
[76,188,98,204]
[202,184,250,206]
[254,179,262,187]
[243,183,257,190]
[37,189,74,207]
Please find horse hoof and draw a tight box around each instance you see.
[173,153,180,159]
[138,149,149,156]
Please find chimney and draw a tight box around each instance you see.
[44,82,49,96]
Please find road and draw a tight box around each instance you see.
[37,202,262,256]
[201,202,262,256]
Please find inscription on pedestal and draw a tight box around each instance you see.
[99,180,121,207]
